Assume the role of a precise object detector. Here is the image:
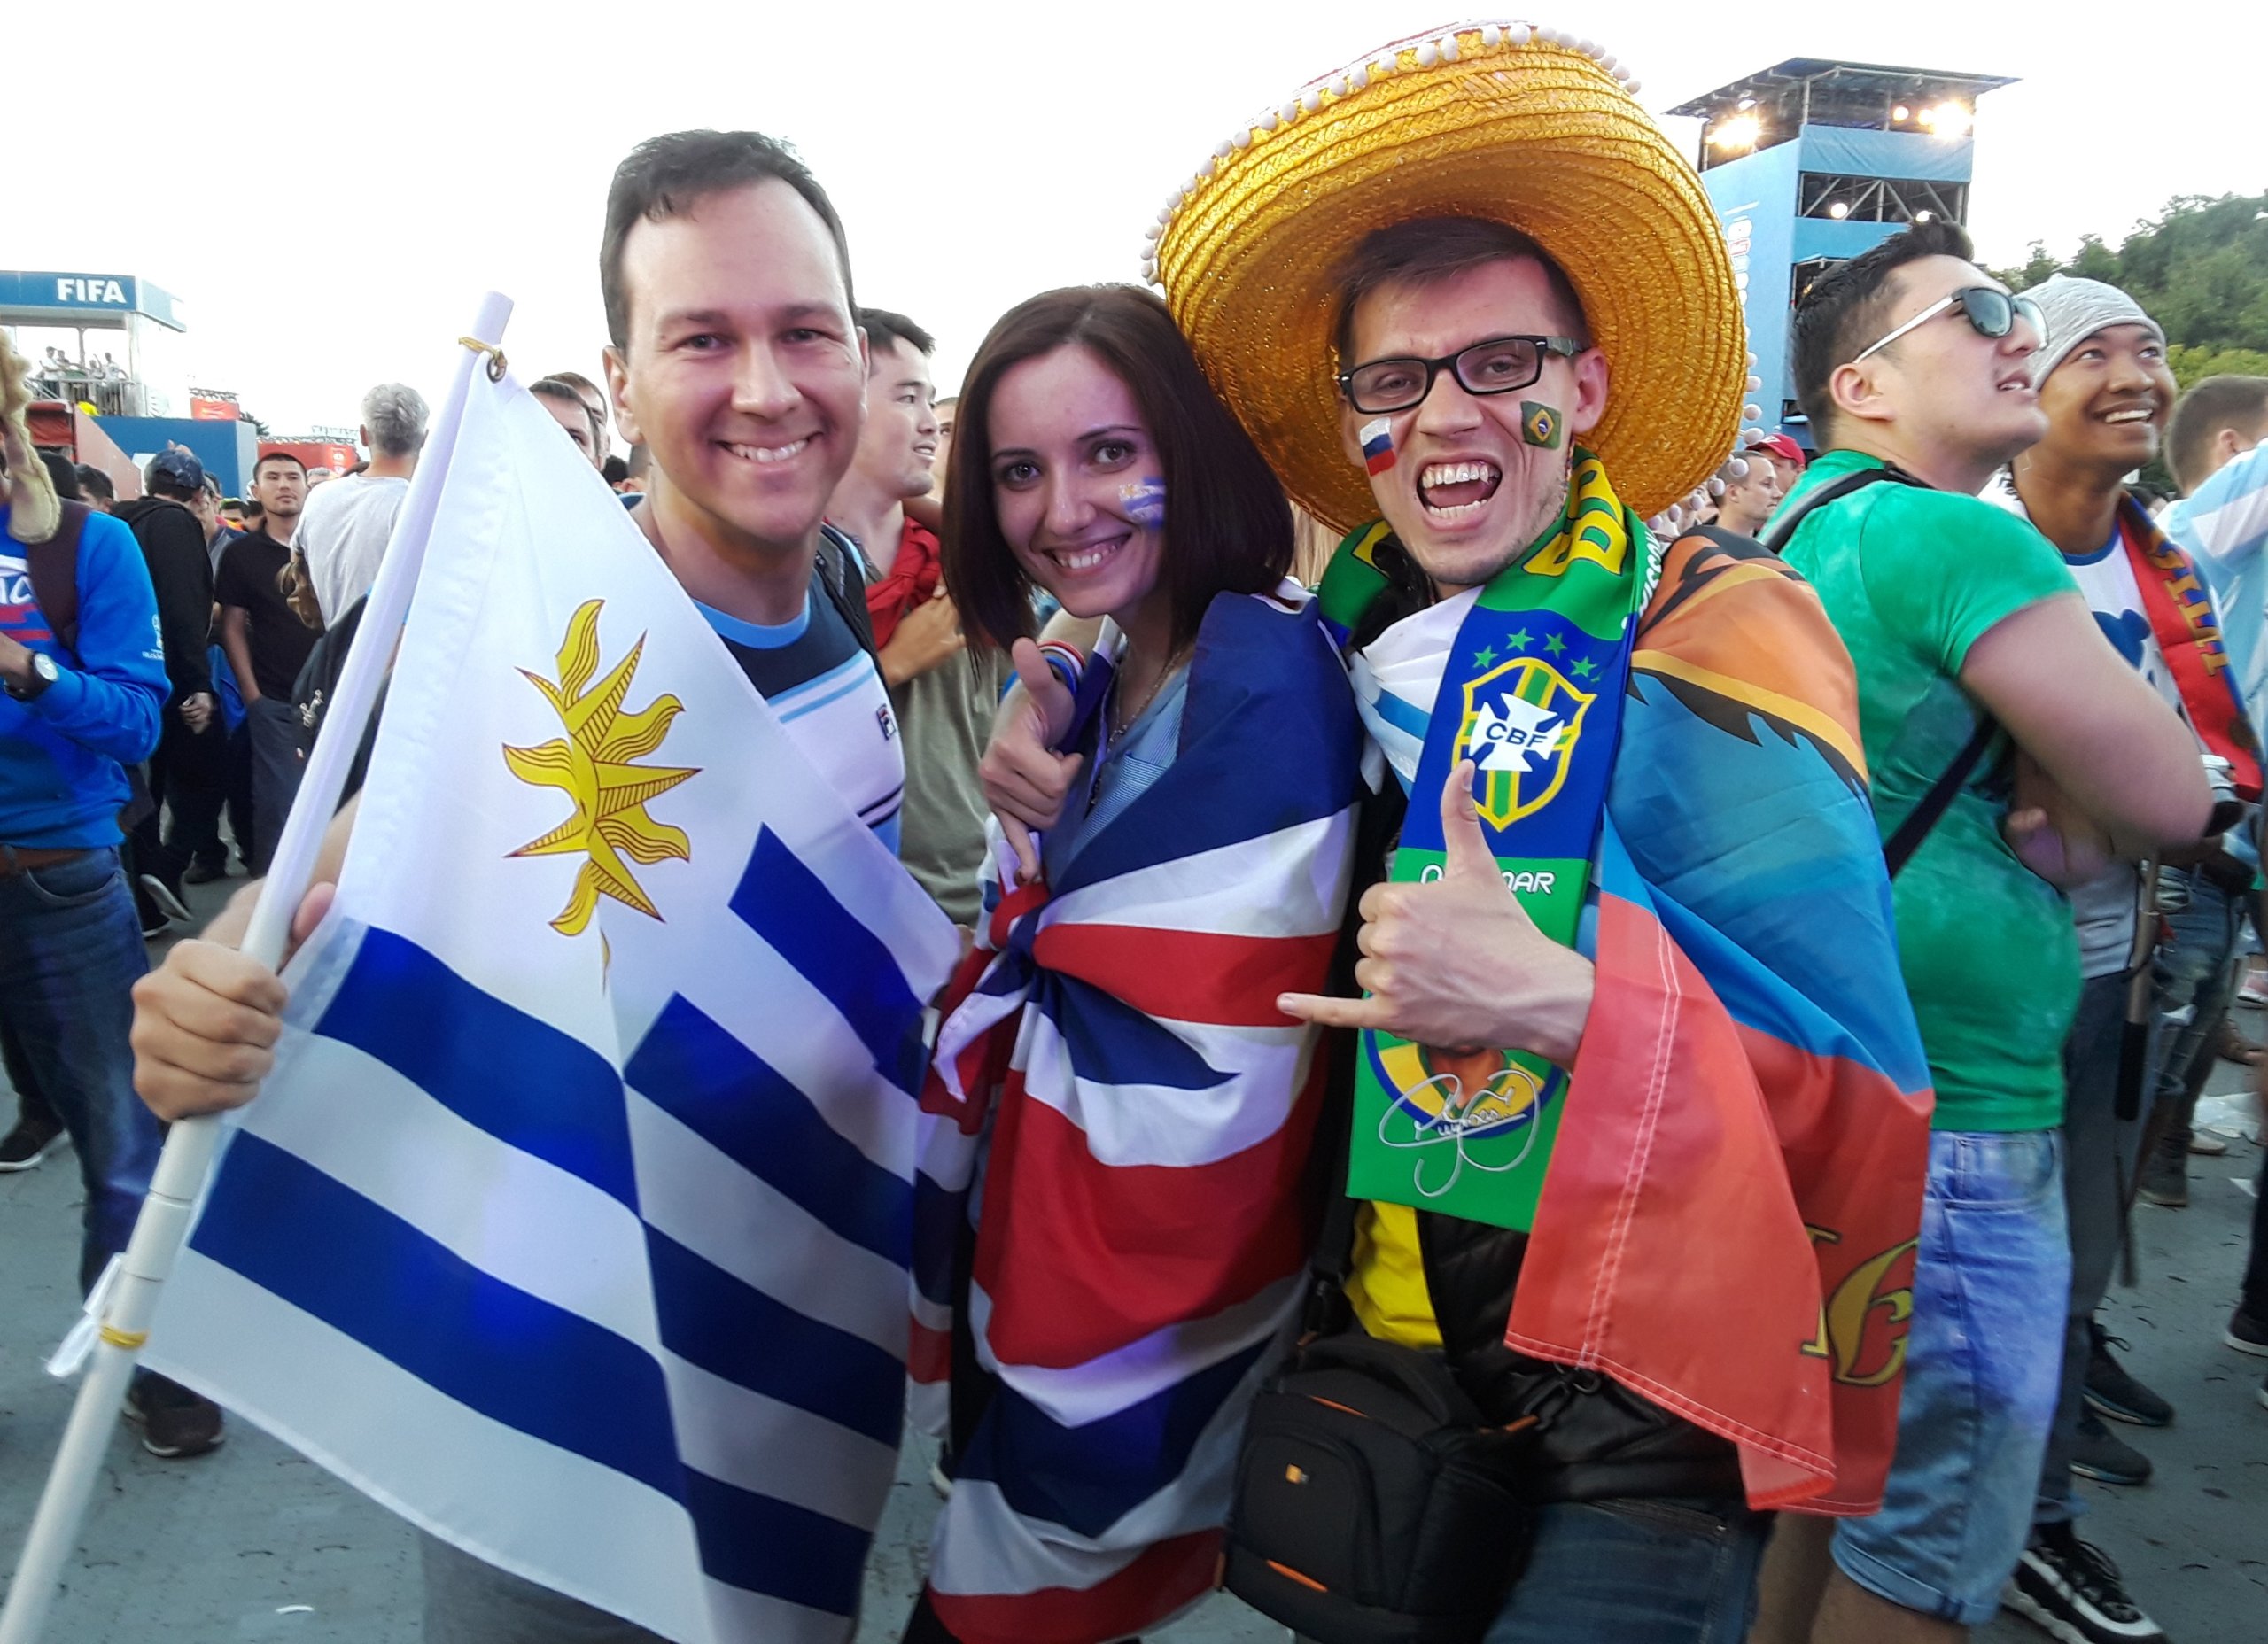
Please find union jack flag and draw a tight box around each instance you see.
[912,585,1362,1644]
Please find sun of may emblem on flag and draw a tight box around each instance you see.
[1459,656,1593,828]
[502,599,699,934]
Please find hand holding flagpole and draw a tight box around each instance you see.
[0,293,514,1644]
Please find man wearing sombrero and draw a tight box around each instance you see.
[983,23,1938,1640]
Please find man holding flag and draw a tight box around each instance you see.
[126,129,951,1644]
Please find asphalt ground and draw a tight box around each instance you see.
[1,865,2259,1640]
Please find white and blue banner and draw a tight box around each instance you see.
[144,370,959,1643]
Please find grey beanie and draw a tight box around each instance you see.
[2026,274,2165,387]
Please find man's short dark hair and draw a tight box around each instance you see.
[1331,218,1593,364]
[546,368,605,407]
[2168,375,2268,494]
[532,375,605,449]
[74,463,114,501]
[38,449,82,501]
[1792,219,1977,441]
[600,129,856,350]
[602,454,631,485]
[254,451,307,477]
[859,308,936,361]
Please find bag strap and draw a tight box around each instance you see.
[1882,715,2001,878]
[1762,462,2002,877]
[813,528,880,663]
[1758,461,1912,554]
[21,500,91,660]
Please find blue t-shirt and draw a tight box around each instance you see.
[1,503,167,847]
[698,584,904,854]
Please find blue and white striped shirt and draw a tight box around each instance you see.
[2166,440,2268,743]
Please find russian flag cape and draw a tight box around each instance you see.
[913,584,1362,1643]
[1333,525,1936,1514]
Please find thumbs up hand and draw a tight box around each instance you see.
[981,637,1087,884]
[1278,761,1596,1069]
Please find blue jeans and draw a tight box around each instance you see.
[0,847,162,1290]
[2035,974,2154,1526]
[1481,1497,1771,1644]
[2148,864,2246,1157]
[1833,1129,2068,1626]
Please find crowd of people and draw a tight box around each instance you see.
[4,21,2266,1644]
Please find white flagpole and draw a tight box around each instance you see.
[0,291,514,1644]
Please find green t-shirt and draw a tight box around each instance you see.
[1779,450,2082,1133]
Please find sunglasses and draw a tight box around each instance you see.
[1852,286,2045,365]
[1338,335,1583,416]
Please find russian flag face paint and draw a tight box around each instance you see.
[1117,477,1167,529]
[1361,416,1396,476]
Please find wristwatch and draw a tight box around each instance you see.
[4,651,61,702]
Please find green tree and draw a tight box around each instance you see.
[2166,344,2268,393]
[1997,191,2268,353]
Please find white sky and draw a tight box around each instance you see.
[15,2,2264,443]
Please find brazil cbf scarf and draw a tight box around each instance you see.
[1318,452,1660,1231]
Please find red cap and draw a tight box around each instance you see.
[1743,431,1806,467]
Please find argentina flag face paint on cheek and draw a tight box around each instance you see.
[1118,477,1167,530]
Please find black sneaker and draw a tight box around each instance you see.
[2006,1523,2166,1643]
[2227,1307,2268,1358]
[2069,1411,2152,1485]
[121,1373,225,1459]
[2084,1324,2173,1427]
[0,1113,69,1173]
[182,858,228,885]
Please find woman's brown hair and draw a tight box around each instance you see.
[943,285,1293,653]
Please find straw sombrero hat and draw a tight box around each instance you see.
[1148,21,1746,531]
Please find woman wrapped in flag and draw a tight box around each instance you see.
[902,285,1364,1644]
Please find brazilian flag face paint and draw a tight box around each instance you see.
[1521,401,1564,450]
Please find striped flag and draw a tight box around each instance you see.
[912,587,1362,1643]
[143,373,959,1642]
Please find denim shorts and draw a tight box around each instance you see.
[1832,1128,2068,1627]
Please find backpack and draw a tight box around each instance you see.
[19,500,92,658]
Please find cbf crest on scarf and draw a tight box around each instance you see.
[1321,451,1658,1230]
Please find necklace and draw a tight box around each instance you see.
[1107,642,1189,742]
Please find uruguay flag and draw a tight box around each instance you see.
[143,370,959,1641]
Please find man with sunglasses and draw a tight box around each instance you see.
[1762,222,2214,1642]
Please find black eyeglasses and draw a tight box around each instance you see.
[1852,286,2045,364]
[1337,335,1584,415]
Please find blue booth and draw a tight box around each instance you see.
[1667,59,2016,448]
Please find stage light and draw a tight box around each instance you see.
[1892,104,1911,122]
[1829,202,1851,220]
[1710,113,1762,152]
[1919,101,1972,137]
[1914,210,1935,223]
